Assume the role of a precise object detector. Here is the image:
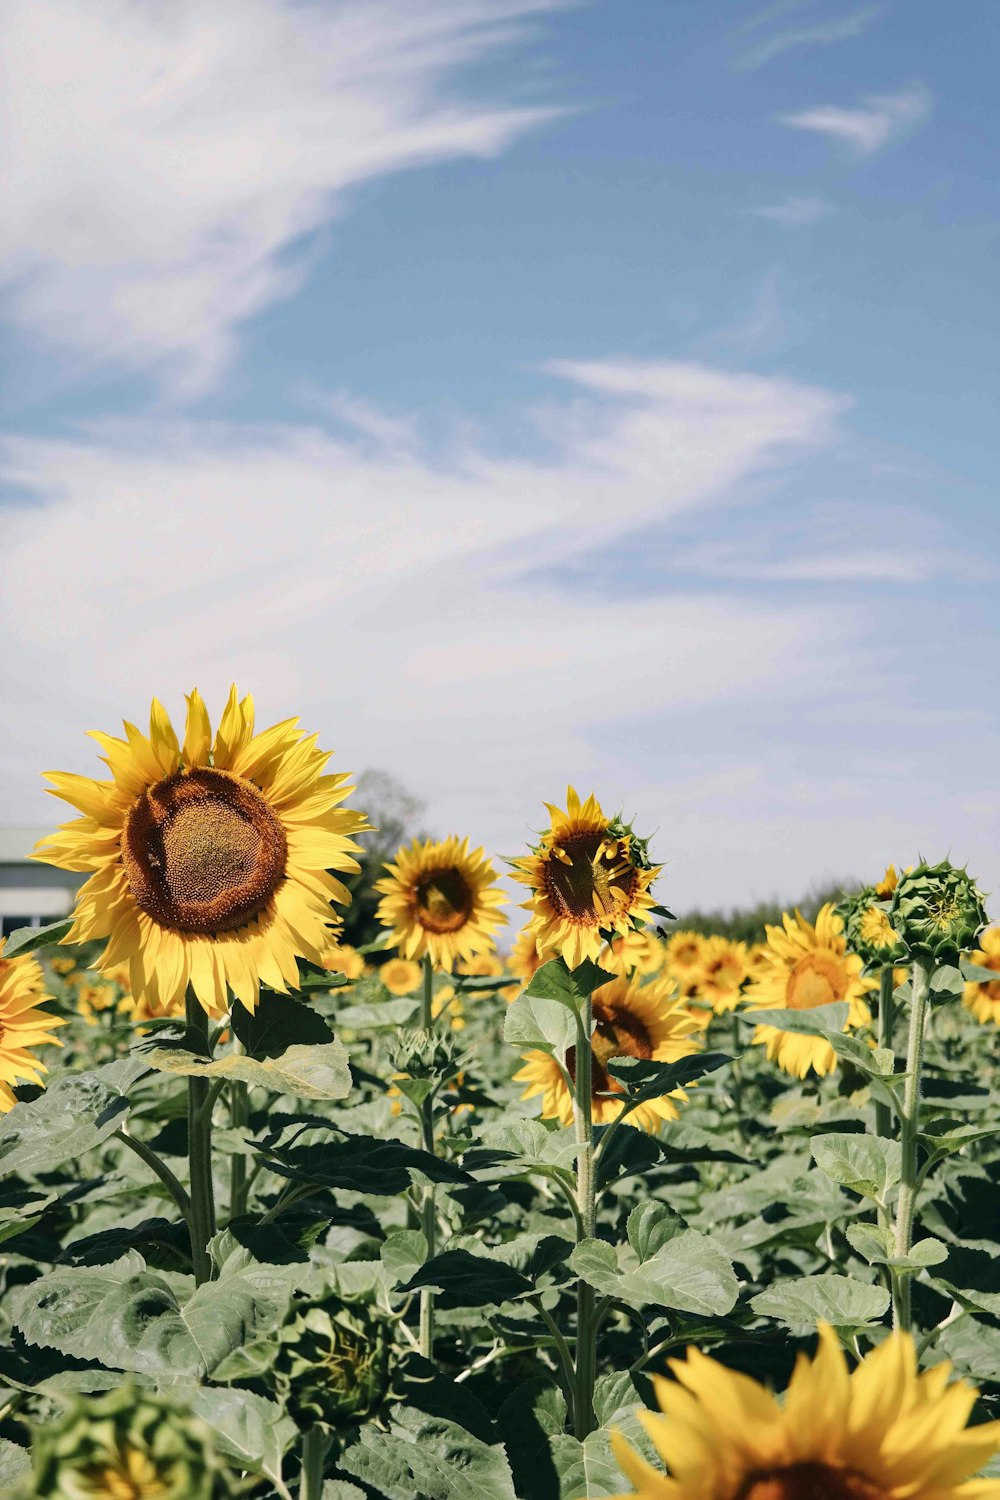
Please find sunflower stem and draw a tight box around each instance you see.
[185,988,217,1285]
[229,1071,249,1221]
[419,953,437,1360]
[892,956,932,1331]
[572,991,598,1439]
[299,1426,330,1500]
[874,966,896,1237]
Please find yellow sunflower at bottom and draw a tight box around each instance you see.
[743,904,874,1079]
[0,940,66,1111]
[512,788,661,970]
[610,1323,1000,1500]
[696,935,749,1014]
[375,835,507,972]
[34,687,369,1016]
[380,958,423,996]
[965,927,1000,1025]
[514,974,700,1132]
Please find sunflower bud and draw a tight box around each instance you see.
[889,860,989,964]
[389,1027,461,1081]
[839,880,908,970]
[29,1386,231,1499]
[272,1293,391,1429]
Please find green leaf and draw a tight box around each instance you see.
[570,1231,738,1316]
[594,1126,662,1192]
[961,958,1000,984]
[140,1039,351,1101]
[741,1003,849,1036]
[322,1485,368,1500]
[931,1247,1000,1315]
[549,1430,631,1499]
[0,1437,31,1487]
[626,1202,684,1261]
[256,1125,471,1194]
[398,1249,534,1309]
[0,1073,129,1178]
[11,1253,300,1377]
[751,1273,889,1333]
[496,1380,565,1500]
[336,998,419,1029]
[846,1224,947,1270]
[1,918,75,957]
[381,1230,429,1287]
[503,992,576,1056]
[523,958,615,1011]
[939,1317,1000,1382]
[810,1133,901,1201]
[229,990,334,1056]
[602,1052,731,1104]
[340,1406,517,1500]
[474,1120,578,1174]
[191,1388,297,1490]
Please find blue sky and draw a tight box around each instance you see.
[1,0,997,915]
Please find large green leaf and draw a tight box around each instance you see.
[523,959,615,1010]
[398,1249,534,1309]
[603,1052,731,1105]
[845,1224,947,1271]
[1,918,75,957]
[0,1073,129,1178]
[626,1202,684,1260]
[229,990,335,1055]
[473,1120,578,1174]
[340,1406,518,1500]
[503,992,576,1056]
[570,1230,738,1316]
[810,1133,901,1201]
[191,1388,297,1491]
[140,1040,351,1101]
[741,1003,849,1036]
[751,1273,889,1333]
[549,1431,629,1499]
[0,1438,31,1487]
[11,1252,299,1377]
[256,1125,471,1194]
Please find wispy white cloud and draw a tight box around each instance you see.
[779,85,930,157]
[735,4,884,70]
[753,196,834,227]
[0,0,566,395]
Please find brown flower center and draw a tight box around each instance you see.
[121,767,286,935]
[542,832,639,927]
[786,951,848,1010]
[567,996,653,1097]
[414,867,473,934]
[739,1463,886,1500]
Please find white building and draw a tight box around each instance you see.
[0,829,84,939]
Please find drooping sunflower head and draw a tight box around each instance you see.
[374,835,506,972]
[511,788,661,970]
[514,973,700,1132]
[889,859,989,964]
[743,904,875,1078]
[610,1323,1000,1500]
[696,935,749,1013]
[965,927,1000,1026]
[0,940,66,1113]
[380,957,423,996]
[34,688,369,1016]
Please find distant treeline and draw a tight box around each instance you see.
[675,881,859,946]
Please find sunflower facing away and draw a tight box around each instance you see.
[375,835,506,971]
[611,1322,1000,1500]
[742,904,874,1079]
[515,973,701,1132]
[0,940,66,1112]
[512,788,661,969]
[965,927,1000,1026]
[35,688,369,1016]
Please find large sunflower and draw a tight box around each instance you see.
[375,835,506,971]
[35,688,368,1015]
[743,905,874,1078]
[611,1323,1000,1500]
[514,974,701,1132]
[0,940,66,1111]
[965,927,1000,1026]
[512,788,660,969]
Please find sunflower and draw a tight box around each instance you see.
[433,983,466,1032]
[696,935,749,1014]
[964,927,1000,1025]
[502,925,546,1000]
[608,928,666,977]
[743,905,874,1078]
[34,687,369,1016]
[321,943,366,981]
[514,974,700,1132]
[380,958,422,996]
[611,1323,1000,1500]
[375,835,506,972]
[661,930,707,987]
[456,952,505,977]
[75,978,121,1026]
[0,940,66,1112]
[512,788,660,969]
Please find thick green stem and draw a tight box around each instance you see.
[419,953,437,1359]
[572,992,597,1439]
[229,1073,249,1222]
[892,956,932,1331]
[874,966,896,1235]
[299,1426,330,1500]
[113,1129,192,1222]
[185,989,217,1285]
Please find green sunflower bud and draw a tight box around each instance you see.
[29,1386,231,1499]
[390,1026,461,1080]
[272,1293,391,1429]
[838,885,908,970]
[889,860,989,965]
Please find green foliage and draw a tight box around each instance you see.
[677,880,859,944]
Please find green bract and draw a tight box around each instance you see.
[272,1293,392,1430]
[390,1026,462,1081]
[889,860,988,964]
[838,885,908,969]
[28,1386,231,1499]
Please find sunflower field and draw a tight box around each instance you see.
[1,688,999,1500]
